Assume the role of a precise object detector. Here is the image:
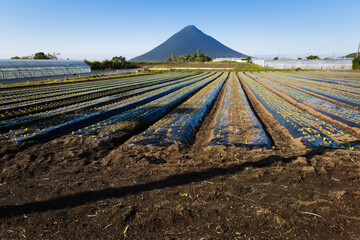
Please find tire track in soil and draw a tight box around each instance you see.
[237,72,307,155]
[247,72,360,140]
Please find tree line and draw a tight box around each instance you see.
[167,50,212,63]
[353,57,360,69]
[11,52,138,70]
[84,56,138,70]
[11,52,59,60]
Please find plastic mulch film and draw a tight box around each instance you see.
[129,73,229,146]
[209,72,271,149]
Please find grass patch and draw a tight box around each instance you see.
[216,60,245,64]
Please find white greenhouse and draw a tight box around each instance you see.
[252,59,352,70]
[0,59,91,82]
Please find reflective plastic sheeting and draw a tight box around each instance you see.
[0,59,91,81]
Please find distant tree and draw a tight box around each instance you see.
[84,56,137,70]
[111,56,126,63]
[345,53,357,58]
[177,57,185,63]
[183,53,190,62]
[170,51,211,63]
[324,57,333,60]
[33,52,50,59]
[11,52,58,60]
[352,57,360,69]
[245,56,252,63]
[204,55,212,62]
[188,53,196,62]
[89,60,102,70]
[195,57,204,62]
[297,57,302,60]
[11,55,32,59]
[306,55,320,60]
[273,57,278,60]
[46,53,59,59]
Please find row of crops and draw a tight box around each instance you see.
[130,73,228,146]
[0,72,198,120]
[208,73,271,149]
[262,72,360,107]
[239,73,358,150]
[248,72,360,128]
[1,71,359,150]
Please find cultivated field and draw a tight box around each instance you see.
[0,71,359,239]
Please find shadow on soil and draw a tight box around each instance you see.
[0,148,328,219]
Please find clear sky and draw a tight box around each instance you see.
[0,0,359,60]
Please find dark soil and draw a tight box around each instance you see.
[0,73,359,239]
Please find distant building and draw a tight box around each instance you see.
[0,59,90,82]
[212,58,247,63]
[252,59,352,70]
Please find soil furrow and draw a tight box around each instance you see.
[237,72,307,154]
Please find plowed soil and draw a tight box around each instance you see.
[0,74,359,239]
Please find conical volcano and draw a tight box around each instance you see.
[130,25,247,62]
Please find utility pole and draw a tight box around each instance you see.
[357,41,360,58]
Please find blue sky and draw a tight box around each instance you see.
[0,0,359,60]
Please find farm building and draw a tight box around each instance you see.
[252,59,352,70]
[0,59,91,82]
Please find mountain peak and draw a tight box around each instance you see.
[182,25,198,30]
[131,25,247,62]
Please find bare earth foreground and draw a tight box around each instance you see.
[0,73,359,239]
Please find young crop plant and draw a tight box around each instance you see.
[129,73,228,146]
[2,73,209,142]
[239,73,359,150]
[69,72,222,141]
[250,72,360,129]
[0,72,197,120]
[263,72,360,108]
[209,72,271,149]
